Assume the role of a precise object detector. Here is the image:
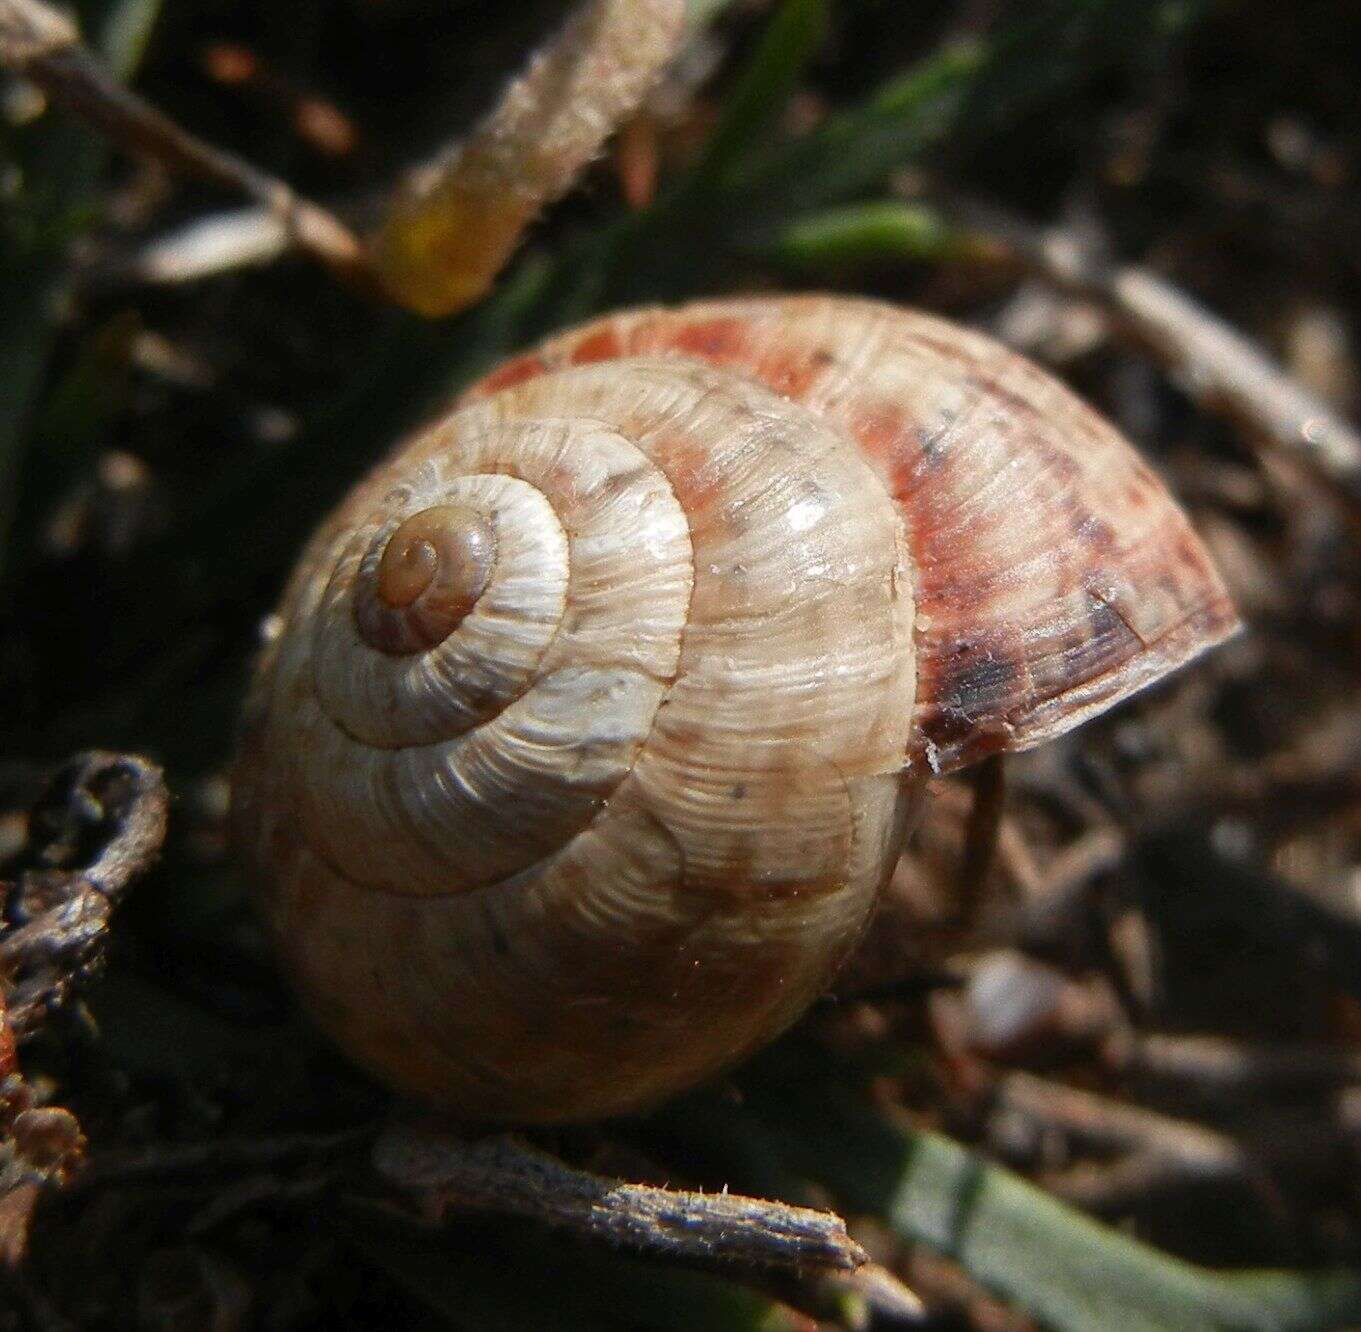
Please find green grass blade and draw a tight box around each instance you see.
[94,0,164,80]
[767,199,972,268]
[737,0,1213,221]
[745,1070,1361,1332]
[737,38,984,219]
[693,0,830,185]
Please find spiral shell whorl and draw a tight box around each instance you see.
[237,350,923,1118]
[235,295,1236,1123]
[298,405,702,899]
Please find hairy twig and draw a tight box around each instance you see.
[373,0,685,315]
[0,0,366,283]
[374,1123,866,1273]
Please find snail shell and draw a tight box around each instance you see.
[233,295,1237,1123]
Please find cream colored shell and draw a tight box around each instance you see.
[234,296,1237,1123]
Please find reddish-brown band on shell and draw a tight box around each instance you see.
[464,295,1239,771]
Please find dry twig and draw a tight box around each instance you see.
[1110,1033,1361,1103]
[96,208,292,287]
[990,1069,1245,1180]
[982,1070,1295,1224]
[374,1122,867,1273]
[0,0,365,282]
[3,0,689,314]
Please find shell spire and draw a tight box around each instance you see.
[236,295,1237,1123]
[464,295,1239,772]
